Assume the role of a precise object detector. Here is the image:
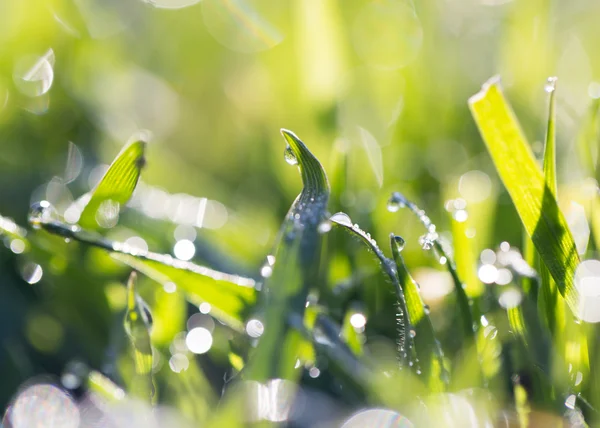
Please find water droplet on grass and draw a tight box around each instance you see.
[246,319,265,338]
[330,212,353,228]
[545,76,558,93]
[392,234,405,251]
[387,192,407,212]
[28,200,57,229]
[409,329,416,338]
[283,145,298,165]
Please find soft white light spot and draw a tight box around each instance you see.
[185,327,213,354]
[10,384,79,428]
[478,264,498,284]
[199,302,211,314]
[575,371,583,386]
[500,241,510,252]
[187,313,215,333]
[260,265,273,278]
[589,82,600,99]
[498,288,522,309]
[13,49,55,97]
[246,319,265,338]
[173,239,195,261]
[459,170,492,203]
[480,249,496,265]
[480,315,489,327]
[10,239,26,254]
[342,408,412,428]
[566,202,590,255]
[174,224,197,241]
[163,282,177,293]
[496,269,513,285]
[21,263,43,284]
[575,260,600,322]
[309,367,320,378]
[349,313,367,329]
[143,0,201,9]
[565,394,577,410]
[453,209,468,222]
[169,353,189,373]
[124,236,148,253]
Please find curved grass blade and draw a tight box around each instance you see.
[246,129,329,382]
[123,272,155,403]
[468,77,580,313]
[329,212,412,366]
[28,208,256,331]
[390,234,447,391]
[77,136,147,229]
[388,192,475,340]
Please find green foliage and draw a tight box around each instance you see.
[468,78,581,313]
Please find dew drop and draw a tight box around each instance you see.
[409,329,416,338]
[28,200,57,229]
[544,76,558,93]
[330,212,353,228]
[565,394,576,410]
[283,145,298,165]
[392,234,405,251]
[387,192,407,212]
[260,264,273,278]
[418,233,436,251]
[423,305,430,315]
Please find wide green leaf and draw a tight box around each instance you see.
[468,77,580,312]
[77,136,147,229]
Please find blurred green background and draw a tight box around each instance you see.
[1,0,599,424]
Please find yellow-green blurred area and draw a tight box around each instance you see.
[1,0,600,425]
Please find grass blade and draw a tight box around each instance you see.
[29,210,256,331]
[468,77,580,313]
[390,234,447,391]
[123,271,155,403]
[388,192,475,341]
[329,212,412,365]
[77,136,147,229]
[245,129,329,382]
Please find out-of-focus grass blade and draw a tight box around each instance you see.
[390,234,447,391]
[329,212,412,365]
[123,271,155,403]
[77,136,147,229]
[468,77,580,313]
[246,129,329,382]
[87,370,126,401]
[28,206,256,331]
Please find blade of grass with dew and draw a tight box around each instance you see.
[28,206,256,331]
[388,192,475,341]
[448,206,483,299]
[329,212,412,366]
[390,234,447,391]
[468,77,580,313]
[123,271,155,403]
[245,129,329,382]
[76,135,147,229]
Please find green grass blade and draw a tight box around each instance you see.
[123,271,155,403]
[29,211,256,331]
[468,77,580,313]
[390,234,447,391]
[245,129,329,382]
[388,192,475,340]
[77,136,147,229]
[87,370,126,401]
[329,212,412,365]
